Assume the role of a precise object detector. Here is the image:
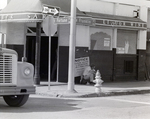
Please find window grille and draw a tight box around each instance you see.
[124,60,133,73]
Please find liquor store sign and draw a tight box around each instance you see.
[95,19,147,29]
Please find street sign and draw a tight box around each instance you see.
[76,17,94,26]
[54,17,70,24]
[42,4,60,17]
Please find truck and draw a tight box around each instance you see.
[0,33,35,107]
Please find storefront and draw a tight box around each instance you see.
[58,13,147,83]
[0,0,87,83]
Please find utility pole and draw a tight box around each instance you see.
[67,0,77,93]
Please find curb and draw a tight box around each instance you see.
[36,89,150,98]
[82,89,150,98]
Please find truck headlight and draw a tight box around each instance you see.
[24,68,31,76]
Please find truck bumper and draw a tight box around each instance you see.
[0,86,35,96]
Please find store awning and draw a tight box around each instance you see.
[0,0,147,30]
[0,0,82,22]
[76,12,147,30]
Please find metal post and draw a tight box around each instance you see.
[1,33,4,48]
[34,22,41,85]
[22,24,27,62]
[67,0,77,93]
[48,16,51,90]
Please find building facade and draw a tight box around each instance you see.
[58,0,148,83]
[0,0,149,83]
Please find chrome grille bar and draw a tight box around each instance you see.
[0,55,12,83]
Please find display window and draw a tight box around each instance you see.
[117,30,137,54]
[90,27,113,50]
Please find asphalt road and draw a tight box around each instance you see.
[1,94,150,119]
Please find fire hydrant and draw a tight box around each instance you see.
[93,70,103,95]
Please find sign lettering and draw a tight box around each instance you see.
[54,17,70,24]
[96,19,147,29]
[0,13,44,22]
[74,57,89,77]
[76,17,94,26]
[0,12,147,30]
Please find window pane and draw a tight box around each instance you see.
[117,30,137,54]
[90,27,112,50]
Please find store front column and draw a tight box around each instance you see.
[112,28,117,81]
[137,6,147,80]
[137,30,147,80]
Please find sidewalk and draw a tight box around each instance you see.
[35,80,150,98]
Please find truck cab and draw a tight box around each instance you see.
[0,33,35,107]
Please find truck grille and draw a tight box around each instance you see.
[0,55,12,83]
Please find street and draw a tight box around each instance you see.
[1,94,150,119]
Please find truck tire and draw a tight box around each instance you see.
[3,94,29,107]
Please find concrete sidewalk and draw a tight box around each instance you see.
[35,80,150,98]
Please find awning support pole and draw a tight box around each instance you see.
[22,24,27,62]
[34,22,41,85]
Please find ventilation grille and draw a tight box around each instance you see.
[0,55,12,84]
[124,60,133,73]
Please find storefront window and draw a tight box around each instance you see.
[117,30,137,54]
[90,27,112,50]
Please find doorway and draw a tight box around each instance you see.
[26,36,58,81]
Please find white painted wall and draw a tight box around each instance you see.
[58,24,70,46]
[77,0,90,12]
[6,23,25,44]
[76,25,90,47]
[77,0,114,14]
[116,4,139,17]
[148,10,150,28]
[137,6,147,50]
[0,23,7,34]
[58,24,90,47]
[137,30,147,50]
[90,1,114,15]
[139,6,147,22]
[77,0,141,17]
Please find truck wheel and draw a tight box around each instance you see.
[3,94,29,107]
